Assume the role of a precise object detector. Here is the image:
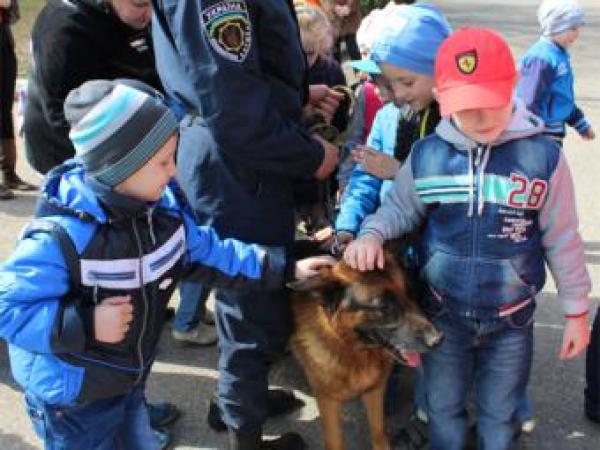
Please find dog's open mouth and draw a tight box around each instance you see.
[356,322,443,365]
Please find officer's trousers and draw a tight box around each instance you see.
[215,287,293,431]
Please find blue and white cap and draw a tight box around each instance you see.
[350,4,451,75]
[538,0,584,36]
[65,79,178,187]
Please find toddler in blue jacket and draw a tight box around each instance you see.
[0,79,332,450]
[517,0,595,143]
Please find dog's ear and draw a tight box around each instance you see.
[286,266,336,292]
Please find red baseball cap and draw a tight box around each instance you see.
[435,28,517,117]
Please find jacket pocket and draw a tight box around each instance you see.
[421,250,536,306]
[504,301,536,329]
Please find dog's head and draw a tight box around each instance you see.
[288,251,443,357]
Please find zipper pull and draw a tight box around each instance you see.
[147,209,157,246]
[474,145,483,166]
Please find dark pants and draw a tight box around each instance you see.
[0,24,16,140]
[586,306,600,417]
[215,287,293,431]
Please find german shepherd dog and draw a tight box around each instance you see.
[288,244,442,450]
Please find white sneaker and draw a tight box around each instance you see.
[172,325,218,346]
[520,418,536,433]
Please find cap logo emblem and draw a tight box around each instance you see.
[456,50,478,75]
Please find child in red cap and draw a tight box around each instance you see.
[343,27,591,449]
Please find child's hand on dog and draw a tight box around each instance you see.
[343,234,384,271]
[295,255,337,280]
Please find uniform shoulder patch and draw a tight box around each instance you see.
[201,0,252,63]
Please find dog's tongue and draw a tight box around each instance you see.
[402,351,421,368]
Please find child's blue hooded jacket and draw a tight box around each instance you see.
[0,163,287,406]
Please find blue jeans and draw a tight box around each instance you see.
[423,303,534,450]
[24,387,159,450]
[215,287,292,431]
[173,280,210,332]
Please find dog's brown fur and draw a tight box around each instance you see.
[289,252,437,450]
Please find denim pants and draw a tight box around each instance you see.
[173,280,210,332]
[585,306,600,416]
[423,303,534,450]
[215,287,292,431]
[24,387,159,450]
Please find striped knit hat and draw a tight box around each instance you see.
[64,79,178,187]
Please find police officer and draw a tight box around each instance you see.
[151,1,340,449]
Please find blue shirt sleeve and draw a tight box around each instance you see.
[181,207,288,289]
[335,110,385,234]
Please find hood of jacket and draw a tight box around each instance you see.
[433,99,545,217]
[39,161,178,224]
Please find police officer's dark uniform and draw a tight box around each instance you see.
[151,1,326,449]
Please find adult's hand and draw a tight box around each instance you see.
[308,84,344,124]
[313,134,340,180]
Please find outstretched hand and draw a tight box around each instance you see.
[295,255,337,280]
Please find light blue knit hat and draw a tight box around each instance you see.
[64,79,178,187]
[538,0,584,36]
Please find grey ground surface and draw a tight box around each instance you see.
[2,1,600,448]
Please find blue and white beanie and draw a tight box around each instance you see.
[64,79,178,187]
[538,0,584,36]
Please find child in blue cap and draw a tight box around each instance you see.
[0,79,333,450]
[333,4,451,448]
[335,3,451,246]
[517,0,595,144]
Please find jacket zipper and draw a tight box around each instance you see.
[468,146,483,309]
[132,218,149,384]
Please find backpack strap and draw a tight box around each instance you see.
[20,219,80,293]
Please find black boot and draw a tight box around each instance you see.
[0,139,37,191]
[0,184,14,200]
[208,389,305,432]
[228,428,306,450]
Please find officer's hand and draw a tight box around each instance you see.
[308,84,344,124]
[314,135,340,180]
[94,296,134,343]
